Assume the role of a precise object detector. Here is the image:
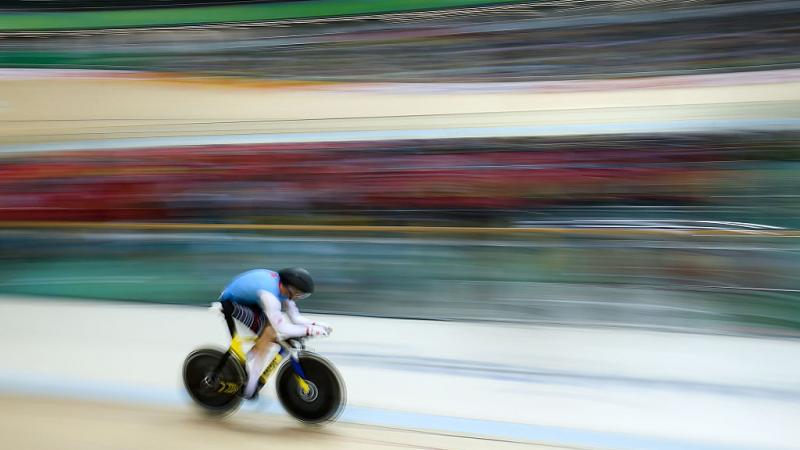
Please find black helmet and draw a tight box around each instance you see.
[278,267,315,296]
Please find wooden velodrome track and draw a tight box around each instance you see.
[1,395,555,450]
[0,69,798,149]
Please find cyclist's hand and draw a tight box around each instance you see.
[313,321,333,335]
[306,324,329,337]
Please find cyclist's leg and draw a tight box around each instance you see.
[220,299,280,398]
[219,300,238,337]
[253,323,277,354]
[238,304,280,399]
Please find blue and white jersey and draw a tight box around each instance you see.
[219,269,288,305]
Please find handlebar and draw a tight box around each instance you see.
[282,336,307,350]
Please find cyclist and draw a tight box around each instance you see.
[217,267,331,399]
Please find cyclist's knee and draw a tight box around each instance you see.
[262,326,278,342]
[255,327,277,349]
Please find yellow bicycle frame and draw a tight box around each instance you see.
[228,334,311,395]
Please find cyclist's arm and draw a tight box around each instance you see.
[286,300,331,333]
[285,300,314,325]
[258,290,309,338]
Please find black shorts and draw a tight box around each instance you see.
[220,299,268,335]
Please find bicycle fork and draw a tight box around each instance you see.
[261,345,312,395]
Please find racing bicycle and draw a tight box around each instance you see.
[182,309,346,424]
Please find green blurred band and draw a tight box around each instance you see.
[0,0,520,31]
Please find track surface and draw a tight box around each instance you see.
[0,395,553,450]
[1,69,799,149]
[1,296,799,450]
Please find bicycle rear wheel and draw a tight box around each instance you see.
[183,348,245,416]
[275,351,346,424]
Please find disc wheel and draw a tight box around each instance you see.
[183,348,245,416]
[275,352,346,424]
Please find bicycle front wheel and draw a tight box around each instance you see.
[275,351,346,424]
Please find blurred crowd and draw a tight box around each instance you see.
[0,133,797,227]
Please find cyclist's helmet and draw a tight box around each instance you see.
[278,267,314,300]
